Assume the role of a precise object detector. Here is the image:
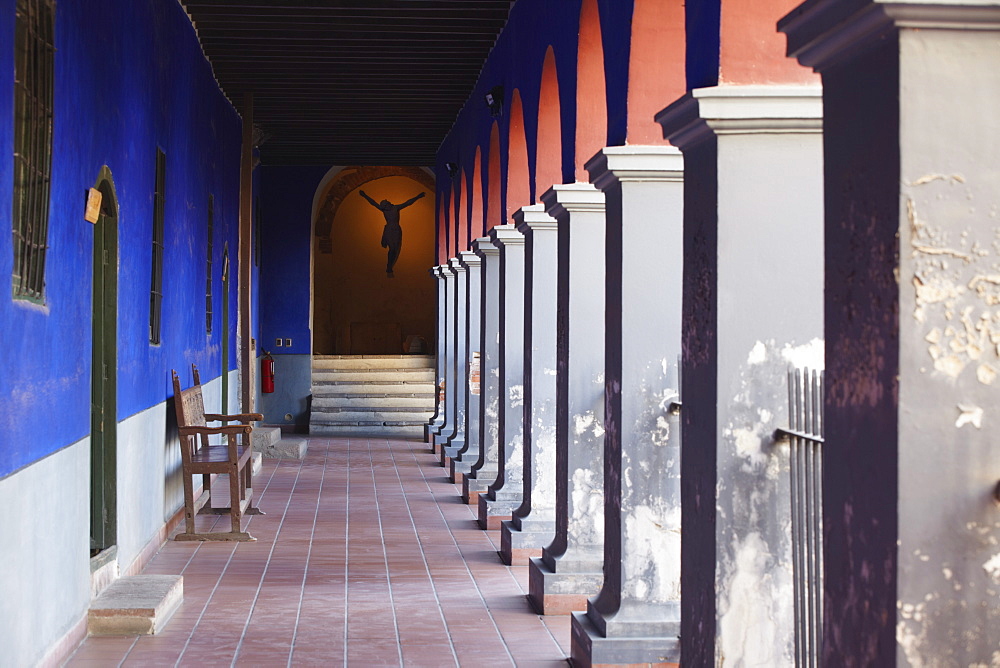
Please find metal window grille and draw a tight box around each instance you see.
[149,149,166,344]
[776,368,824,667]
[206,194,214,334]
[11,0,55,302]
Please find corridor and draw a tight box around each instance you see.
[65,437,570,667]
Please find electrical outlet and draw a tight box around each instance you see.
[284,338,292,347]
[275,338,283,347]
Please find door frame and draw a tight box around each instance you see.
[90,166,119,555]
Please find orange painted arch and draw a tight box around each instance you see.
[536,45,562,194]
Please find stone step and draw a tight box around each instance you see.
[311,409,433,422]
[252,426,282,452]
[311,416,430,426]
[312,383,436,396]
[309,423,425,438]
[260,436,308,459]
[312,369,435,383]
[314,405,432,413]
[312,355,435,370]
[88,575,183,636]
[312,395,435,409]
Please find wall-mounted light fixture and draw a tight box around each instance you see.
[485,85,504,118]
[445,162,459,178]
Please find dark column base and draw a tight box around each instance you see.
[571,611,680,668]
[477,490,521,530]
[500,517,554,565]
[527,555,602,615]
[462,469,495,505]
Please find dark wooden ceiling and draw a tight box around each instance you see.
[181,0,513,166]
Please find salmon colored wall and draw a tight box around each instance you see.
[507,89,531,219]
[487,122,502,233]
[314,175,436,354]
[471,147,483,247]
[719,0,816,84]
[575,0,608,180]
[627,0,686,143]
[536,46,563,194]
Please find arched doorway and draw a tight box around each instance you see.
[91,167,118,556]
[313,168,437,354]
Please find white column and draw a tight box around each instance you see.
[451,250,483,484]
[441,256,468,464]
[424,265,448,442]
[657,86,824,664]
[570,147,685,664]
[527,183,607,615]
[463,237,501,506]
[478,224,527,530]
[433,261,460,450]
[501,204,559,565]
[781,2,1000,663]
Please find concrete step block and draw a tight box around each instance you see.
[260,437,308,459]
[252,426,282,451]
[88,575,183,636]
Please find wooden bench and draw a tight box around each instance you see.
[172,366,264,542]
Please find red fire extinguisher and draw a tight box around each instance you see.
[262,351,275,393]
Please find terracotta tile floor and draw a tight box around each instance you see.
[65,437,571,667]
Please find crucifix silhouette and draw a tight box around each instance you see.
[359,190,426,277]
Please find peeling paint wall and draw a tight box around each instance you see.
[893,29,1000,666]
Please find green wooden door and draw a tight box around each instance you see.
[90,179,118,555]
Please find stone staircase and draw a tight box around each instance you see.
[309,355,436,438]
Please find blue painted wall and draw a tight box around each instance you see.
[256,165,324,428]
[0,0,243,479]
[258,165,324,356]
[685,0,721,89]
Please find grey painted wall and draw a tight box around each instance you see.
[0,439,90,667]
[259,354,312,431]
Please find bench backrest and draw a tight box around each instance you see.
[172,369,210,463]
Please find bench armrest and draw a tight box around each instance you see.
[179,424,251,436]
[204,413,263,423]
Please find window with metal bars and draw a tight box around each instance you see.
[11,0,55,302]
[149,149,165,344]
[206,194,214,334]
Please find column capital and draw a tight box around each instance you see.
[429,265,446,279]
[513,203,559,236]
[442,259,459,277]
[449,256,467,274]
[472,235,500,258]
[541,182,605,221]
[780,0,1000,72]
[656,85,823,151]
[489,223,526,248]
[586,146,684,192]
[458,250,482,270]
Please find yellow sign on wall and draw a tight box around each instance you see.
[84,187,103,224]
